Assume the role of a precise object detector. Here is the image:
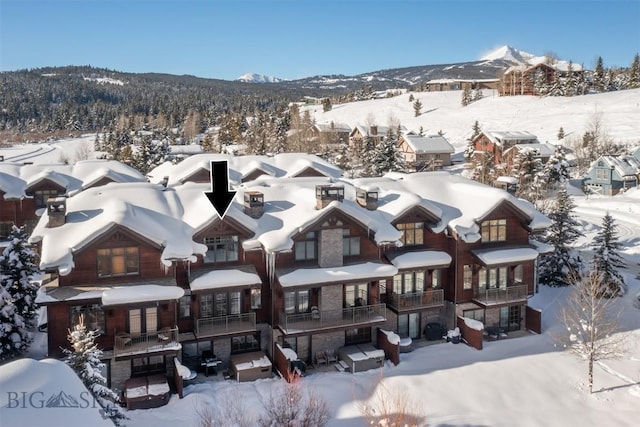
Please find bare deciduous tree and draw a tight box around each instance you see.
[561,270,626,393]
[195,387,255,427]
[357,375,425,427]
[260,381,330,427]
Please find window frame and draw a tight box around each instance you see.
[294,231,317,261]
[284,290,310,314]
[97,246,139,278]
[203,235,239,264]
[396,222,424,246]
[480,219,507,242]
[463,265,472,290]
[70,304,105,334]
[342,229,361,256]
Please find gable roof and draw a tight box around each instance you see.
[591,155,640,179]
[313,122,352,133]
[400,134,455,154]
[480,131,538,147]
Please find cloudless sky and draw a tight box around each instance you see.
[1,0,639,81]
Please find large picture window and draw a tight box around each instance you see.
[342,229,360,256]
[97,247,139,278]
[200,291,241,317]
[284,290,309,314]
[478,267,508,290]
[294,232,316,260]
[397,222,424,246]
[70,304,105,334]
[204,236,238,263]
[481,219,506,242]
[393,271,425,294]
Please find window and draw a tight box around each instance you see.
[178,295,191,318]
[284,290,309,314]
[231,333,260,354]
[393,271,425,294]
[463,265,472,290]
[70,304,105,334]
[131,355,165,377]
[431,269,441,289]
[33,189,58,208]
[398,313,421,339]
[463,309,485,323]
[481,219,506,242]
[595,168,608,180]
[251,289,261,309]
[200,291,241,318]
[204,236,238,263]
[128,307,157,334]
[345,327,371,345]
[514,265,523,283]
[397,222,424,246]
[478,267,508,290]
[200,294,213,318]
[342,229,360,256]
[97,247,139,278]
[345,283,368,307]
[294,232,316,260]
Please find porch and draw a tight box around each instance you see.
[387,289,444,311]
[194,312,257,338]
[279,303,387,333]
[473,284,528,306]
[114,327,180,358]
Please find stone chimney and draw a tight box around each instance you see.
[244,191,264,218]
[370,125,378,137]
[315,185,344,210]
[46,196,67,228]
[356,188,378,210]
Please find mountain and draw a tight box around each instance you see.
[46,391,80,408]
[236,73,285,83]
[480,45,528,64]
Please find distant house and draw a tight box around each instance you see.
[502,143,556,169]
[349,124,407,153]
[499,62,584,96]
[424,79,499,92]
[397,133,455,171]
[471,130,539,166]
[307,122,351,145]
[582,150,640,195]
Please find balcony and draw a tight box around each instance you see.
[473,284,528,306]
[388,289,444,311]
[114,327,180,358]
[279,303,386,333]
[195,312,257,338]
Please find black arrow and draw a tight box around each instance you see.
[204,160,236,219]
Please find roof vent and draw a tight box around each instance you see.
[356,188,378,210]
[244,191,264,218]
[315,185,344,210]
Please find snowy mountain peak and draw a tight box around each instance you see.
[480,45,526,64]
[236,73,285,83]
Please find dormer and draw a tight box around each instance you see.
[46,196,67,228]
[356,188,378,211]
[244,191,264,218]
[315,185,344,210]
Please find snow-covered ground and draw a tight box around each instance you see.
[120,184,639,427]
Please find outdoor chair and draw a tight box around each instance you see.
[325,349,338,364]
[316,350,328,366]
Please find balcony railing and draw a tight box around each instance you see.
[279,303,386,333]
[388,289,444,311]
[473,284,528,305]
[195,312,257,338]
[114,327,179,358]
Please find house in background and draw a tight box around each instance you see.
[307,122,352,146]
[424,78,498,92]
[470,130,539,167]
[499,62,584,96]
[397,132,455,171]
[582,150,640,195]
[501,142,556,169]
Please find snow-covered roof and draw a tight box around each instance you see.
[189,267,262,291]
[147,153,342,187]
[387,250,452,269]
[0,160,146,200]
[472,247,539,265]
[505,143,555,158]
[0,358,114,427]
[102,284,184,305]
[400,134,455,154]
[314,122,352,133]
[592,155,640,178]
[277,262,398,288]
[482,131,538,146]
[351,124,406,138]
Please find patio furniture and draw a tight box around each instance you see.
[200,350,221,376]
[325,349,338,364]
[424,322,447,341]
[315,350,328,366]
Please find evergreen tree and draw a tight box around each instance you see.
[461,87,472,106]
[472,89,483,102]
[539,145,570,192]
[548,70,563,96]
[321,98,332,112]
[471,151,495,185]
[557,126,565,140]
[593,56,605,92]
[564,61,576,96]
[464,120,481,162]
[413,99,422,117]
[630,53,640,89]
[372,137,405,176]
[511,149,543,202]
[201,132,216,152]
[269,113,289,154]
[408,93,414,102]
[590,213,626,296]
[64,316,126,426]
[533,68,548,96]
[132,134,170,174]
[359,136,377,177]
[538,189,584,286]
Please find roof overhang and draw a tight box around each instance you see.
[471,247,539,267]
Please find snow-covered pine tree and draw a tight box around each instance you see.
[269,113,289,155]
[564,61,576,97]
[629,53,640,89]
[548,71,563,96]
[593,56,605,92]
[65,315,126,426]
[413,99,422,117]
[557,126,565,140]
[538,189,584,286]
[590,213,626,297]
[0,225,40,362]
[533,69,548,96]
[372,135,405,176]
[511,149,543,202]
[472,89,483,102]
[461,87,472,106]
[359,136,377,177]
[132,134,170,174]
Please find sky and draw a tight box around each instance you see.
[1,0,639,81]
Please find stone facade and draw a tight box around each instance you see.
[320,284,343,310]
[319,228,343,268]
[110,359,132,392]
[312,330,345,361]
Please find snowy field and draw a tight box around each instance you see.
[123,187,640,427]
